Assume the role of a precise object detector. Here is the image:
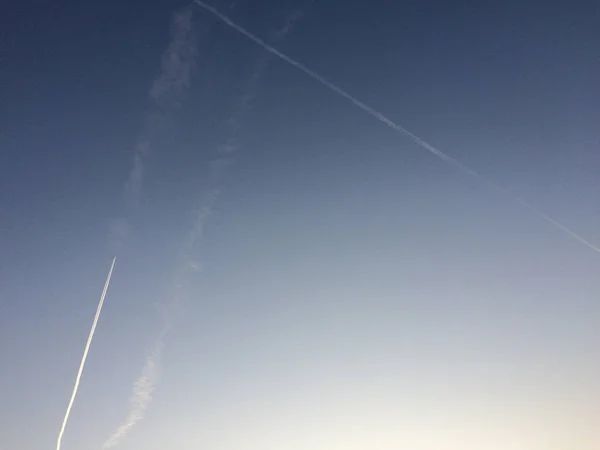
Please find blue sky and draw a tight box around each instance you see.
[1,0,599,449]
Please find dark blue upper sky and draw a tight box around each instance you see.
[1,1,599,449]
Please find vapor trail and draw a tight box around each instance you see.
[179,2,312,277]
[101,7,198,448]
[56,257,116,450]
[57,8,196,449]
[109,6,198,254]
[193,0,600,256]
[105,9,312,446]
[103,8,310,447]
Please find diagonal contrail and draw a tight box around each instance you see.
[193,0,600,256]
[56,257,116,450]
[57,6,195,448]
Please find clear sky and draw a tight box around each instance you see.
[1,0,599,449]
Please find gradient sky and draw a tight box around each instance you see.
[1,0,599,449]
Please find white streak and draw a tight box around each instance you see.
[56,257,116,450]
[193,0,600,256]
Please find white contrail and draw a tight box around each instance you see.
[56,257,116,450]
[193,0,600,256]
[58,8,196,448]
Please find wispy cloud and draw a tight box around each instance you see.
[179,2,312,278]
[109,6,198,253]
[102,4,311,448]
[102,7,198,448]
[102,4,312,447]
[102,333,166,449]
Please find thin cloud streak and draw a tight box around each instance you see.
[102,7,197,448]
[193,0,600,256]
[109,6,198,254]
[103,8,310,448]
[178,2,312,276]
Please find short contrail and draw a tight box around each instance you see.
[56,257,116,450]
[57,6,195,447]
[193,0,600,256]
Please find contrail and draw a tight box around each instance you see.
[108,5,198,254]
[101,328,167,449]
[102,6,198,448]
[193,0,600,256]
[56,257,116,450]
[57,8,197,449]
[103,6,311,448]
[179,1,313,279]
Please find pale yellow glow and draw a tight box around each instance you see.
[151,363,599,450]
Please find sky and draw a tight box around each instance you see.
[1,0,599,449]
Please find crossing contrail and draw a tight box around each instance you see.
[55,257,116,450]
[193,0,600,256]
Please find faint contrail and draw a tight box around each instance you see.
[185,1,312,228]
[193,0,600,256]
[101,327,167,449]
[103,6,311,448]
[179,1,314,283]
[108,5,198,254]
[102,7,198,448]
[56,257,116,450]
